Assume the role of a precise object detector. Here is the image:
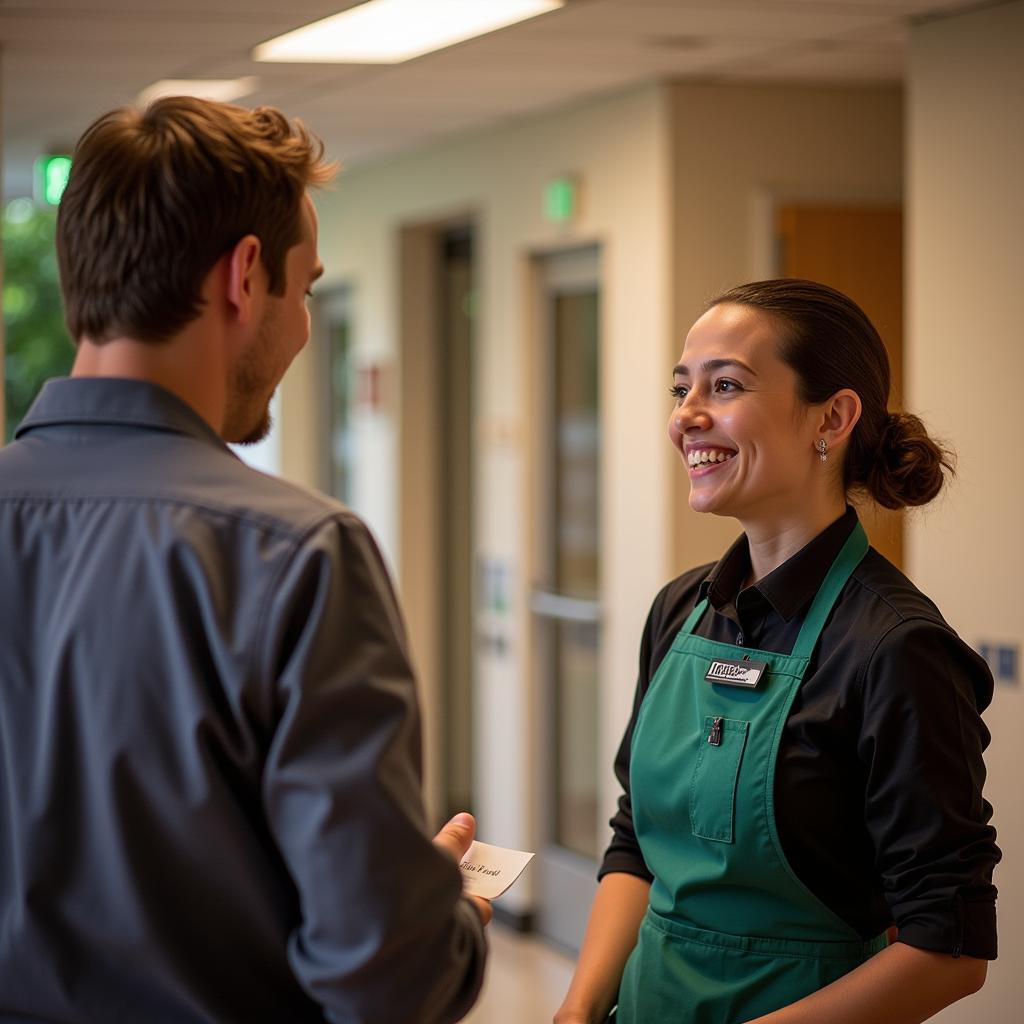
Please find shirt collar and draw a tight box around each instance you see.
[699,506,861,622]
[15,377,229,451]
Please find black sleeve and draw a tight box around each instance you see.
[859,618,1000,959]
[598,604,657,882]
[259,514,486,1023]
[598,574,701,883]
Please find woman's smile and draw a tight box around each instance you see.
[685,445,737,474]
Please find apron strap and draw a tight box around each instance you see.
[790,521,869,661]
[680,596,709,635]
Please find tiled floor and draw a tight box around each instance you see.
[464,923,576,1023]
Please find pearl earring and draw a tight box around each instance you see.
[815,438,828,462]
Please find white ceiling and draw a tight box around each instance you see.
[0,0,987,199]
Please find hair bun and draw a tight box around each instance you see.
[876,411,904,462]
[865,411,955,510]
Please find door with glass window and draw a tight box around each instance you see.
[316,287,354,503]
[532,247,602,952]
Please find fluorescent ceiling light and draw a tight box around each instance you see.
[136,77,260,106]
[253,0,564,64]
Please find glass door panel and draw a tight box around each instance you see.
[317,288,354,504]
[552,288,600,858]
[532,246,602,951]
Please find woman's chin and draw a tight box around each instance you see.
[688,487,730,517]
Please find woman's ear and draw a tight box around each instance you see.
[224,235,262,326]
[818,388,862,448]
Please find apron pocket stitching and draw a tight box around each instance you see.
[689,717,749,843]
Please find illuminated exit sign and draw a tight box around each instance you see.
[34,155,73,206]
[544,175,578,223]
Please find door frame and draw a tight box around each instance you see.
[750,183,902,279]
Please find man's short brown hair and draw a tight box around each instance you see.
[56,97,336,344]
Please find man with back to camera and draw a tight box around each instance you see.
[0,97,489,1023]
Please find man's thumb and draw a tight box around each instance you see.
[433,811,476,862]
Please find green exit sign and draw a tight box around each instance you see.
[34,155,73,206]
[544,175,578,223]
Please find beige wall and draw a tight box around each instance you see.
[305,84,675,912]
[907,3,1024,1020]
[668,81,903,572]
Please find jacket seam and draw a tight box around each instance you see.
[0,492,343,542]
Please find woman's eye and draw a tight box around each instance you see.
[669,384,689,401]
[714,378,741,394]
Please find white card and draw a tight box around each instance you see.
[459,840,535,899]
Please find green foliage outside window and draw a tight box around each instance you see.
[3,198,74,442]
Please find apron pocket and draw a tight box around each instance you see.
[689,716,749,843]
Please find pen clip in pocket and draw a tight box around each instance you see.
[689,716,750,843]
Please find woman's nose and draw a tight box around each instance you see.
[678,389,713,428]
[668,391,711,446]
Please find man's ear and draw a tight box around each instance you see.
[225,234,263,326]
[817,388,862,448]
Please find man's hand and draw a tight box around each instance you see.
[433,812,493,925]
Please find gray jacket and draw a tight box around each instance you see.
[0,378,485,1023]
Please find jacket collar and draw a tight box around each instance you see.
[15,377,228,451]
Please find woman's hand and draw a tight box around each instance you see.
[553,873,649,1024]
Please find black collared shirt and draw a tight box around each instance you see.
[601,507,1000,959]
[0,378,485,1023]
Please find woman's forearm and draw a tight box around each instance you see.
[745,942,987,1024]
[554,872,651,1024]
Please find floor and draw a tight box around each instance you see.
[464,923,576,1023]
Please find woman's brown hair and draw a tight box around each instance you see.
[56,96,336,344]
[708,279,954,509]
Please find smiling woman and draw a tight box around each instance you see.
[665,281,953,563]
[556,279,998,1024]
[668,302,828,529]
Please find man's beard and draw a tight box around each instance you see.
[235,406,273,446]
[224,303,281,445]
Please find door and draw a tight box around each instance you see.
[398,219,477,827]
[531,246,602,952]
[776,203,904,567]
[439,227,476,821]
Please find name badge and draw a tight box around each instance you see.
[705,657,768,688]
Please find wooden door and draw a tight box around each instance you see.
[776,204,904,568]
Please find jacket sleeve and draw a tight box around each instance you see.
[257,512,486,1023]
[859,618,1000,959]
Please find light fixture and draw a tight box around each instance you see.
[136,77,260,106]
[253,0,564,64]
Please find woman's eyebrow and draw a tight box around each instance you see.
[672,358,757,376]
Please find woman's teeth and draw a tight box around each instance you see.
[687,449,735,467]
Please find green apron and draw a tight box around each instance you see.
[616,523,886,1024]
